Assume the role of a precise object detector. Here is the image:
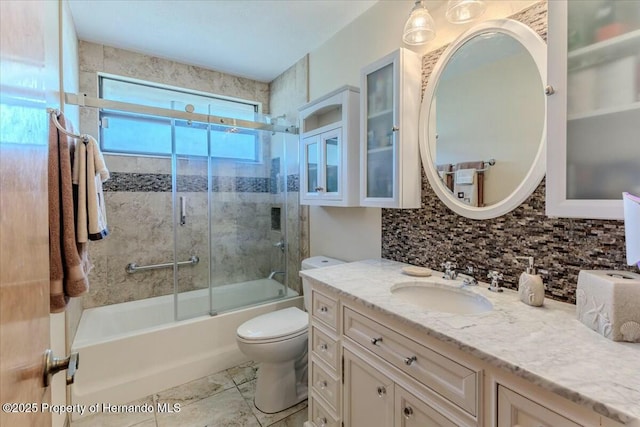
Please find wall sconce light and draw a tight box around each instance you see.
[402,0,436,46]
[445,0,487,24]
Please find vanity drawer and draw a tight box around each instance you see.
[312,290,338,330]
[311,325,339,370]
[343,307,478,416]
[311,360,340,411]
[310,393,340,427]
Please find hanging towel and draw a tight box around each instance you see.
[48,113,91,313]
[454,161,486,207]
[73,135,110,241]
[436,163,454,192]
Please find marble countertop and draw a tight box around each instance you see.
[300,259,640,424]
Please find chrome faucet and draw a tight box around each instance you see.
[461,266,478,286]
[487,271,504,292]
[268,271,285,280]
[441,262,458,280]
[272,239,286,253]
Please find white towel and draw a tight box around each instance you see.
[454,169,478,207]
[455,168,475,185]
[73,136,110,242]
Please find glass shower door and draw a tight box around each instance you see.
[171,101,212,320]
[208,118,288,314]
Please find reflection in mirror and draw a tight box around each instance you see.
[430,32,544,207]
[420,19,547,219]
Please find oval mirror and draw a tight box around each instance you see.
[419,19,547,220]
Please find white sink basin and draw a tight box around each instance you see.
[390,281,493,314]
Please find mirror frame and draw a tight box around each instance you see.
[419,19,547,220]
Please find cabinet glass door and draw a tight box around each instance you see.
[306,138,319,194]
[325,135,339,193]
[365,62,395,199]
[565,0,640,200]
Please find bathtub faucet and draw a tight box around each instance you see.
[268,271,285,280]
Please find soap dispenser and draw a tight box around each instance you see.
[515,256,544,307]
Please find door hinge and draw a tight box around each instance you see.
[100,117,109,129]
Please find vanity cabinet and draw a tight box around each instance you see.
[299,86,360,207]
[546,1,640,219]
[305,279,629,427]
[307,288,342,427]
[497,385,581,427]
[360,48,422,208]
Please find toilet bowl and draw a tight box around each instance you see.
[235,256,344,413]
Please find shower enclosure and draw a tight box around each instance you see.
[169,101,295,320]
[85,84,300,324]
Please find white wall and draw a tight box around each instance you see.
[307,0,539,261]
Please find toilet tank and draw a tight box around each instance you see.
[301,256,344,311]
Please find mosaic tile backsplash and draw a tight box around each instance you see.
[382,2,634,304]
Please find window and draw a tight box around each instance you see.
[99,76,261,161]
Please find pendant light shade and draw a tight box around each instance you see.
[402,0,436,46]
[445,0,486,24]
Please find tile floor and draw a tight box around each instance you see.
[71,361,308,427]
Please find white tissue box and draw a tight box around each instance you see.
[576,270,640,343]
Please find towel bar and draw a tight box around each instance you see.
[443,159,496,175]
[47,108,91,143]
[126,256,199,274]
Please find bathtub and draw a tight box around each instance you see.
[71,278,302,414]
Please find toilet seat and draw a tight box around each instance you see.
[237,307,308,343]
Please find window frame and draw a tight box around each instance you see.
[97,73,262,162]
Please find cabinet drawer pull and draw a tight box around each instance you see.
[403,355,417,366]
[377,386,387,397]
[545,85,555,96]
[319,343,328,351]
[317,380,328,389]
[403,406,414,419]
[370,337,383,345]
[319,306,328,313]
[316,416,327,427]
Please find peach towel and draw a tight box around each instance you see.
[48,113,90,313]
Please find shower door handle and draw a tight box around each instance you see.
[180,196,186,226]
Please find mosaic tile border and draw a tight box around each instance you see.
[381,1,634,305]
[103,172,272,193]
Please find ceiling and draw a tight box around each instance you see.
[68,0,379,83]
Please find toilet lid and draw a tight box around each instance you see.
[237,307,308,341]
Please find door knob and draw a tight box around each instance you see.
[43,349,79,387]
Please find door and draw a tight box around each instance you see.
[343,348,394,427]
[0,1,56,424]
[302,134,321,200]
[497,385,582,427]
[0,144,51,427]
[546,0,640,219]
[394,385,457,427]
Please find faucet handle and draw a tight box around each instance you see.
[487,271,504,292]
[441,261,457,270]
[487,270,503,281]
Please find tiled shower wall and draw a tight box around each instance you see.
[382,1,634,304]
[78,41,286,309]
[269,55,310,293]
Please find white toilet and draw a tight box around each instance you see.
[236,256,344,413]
